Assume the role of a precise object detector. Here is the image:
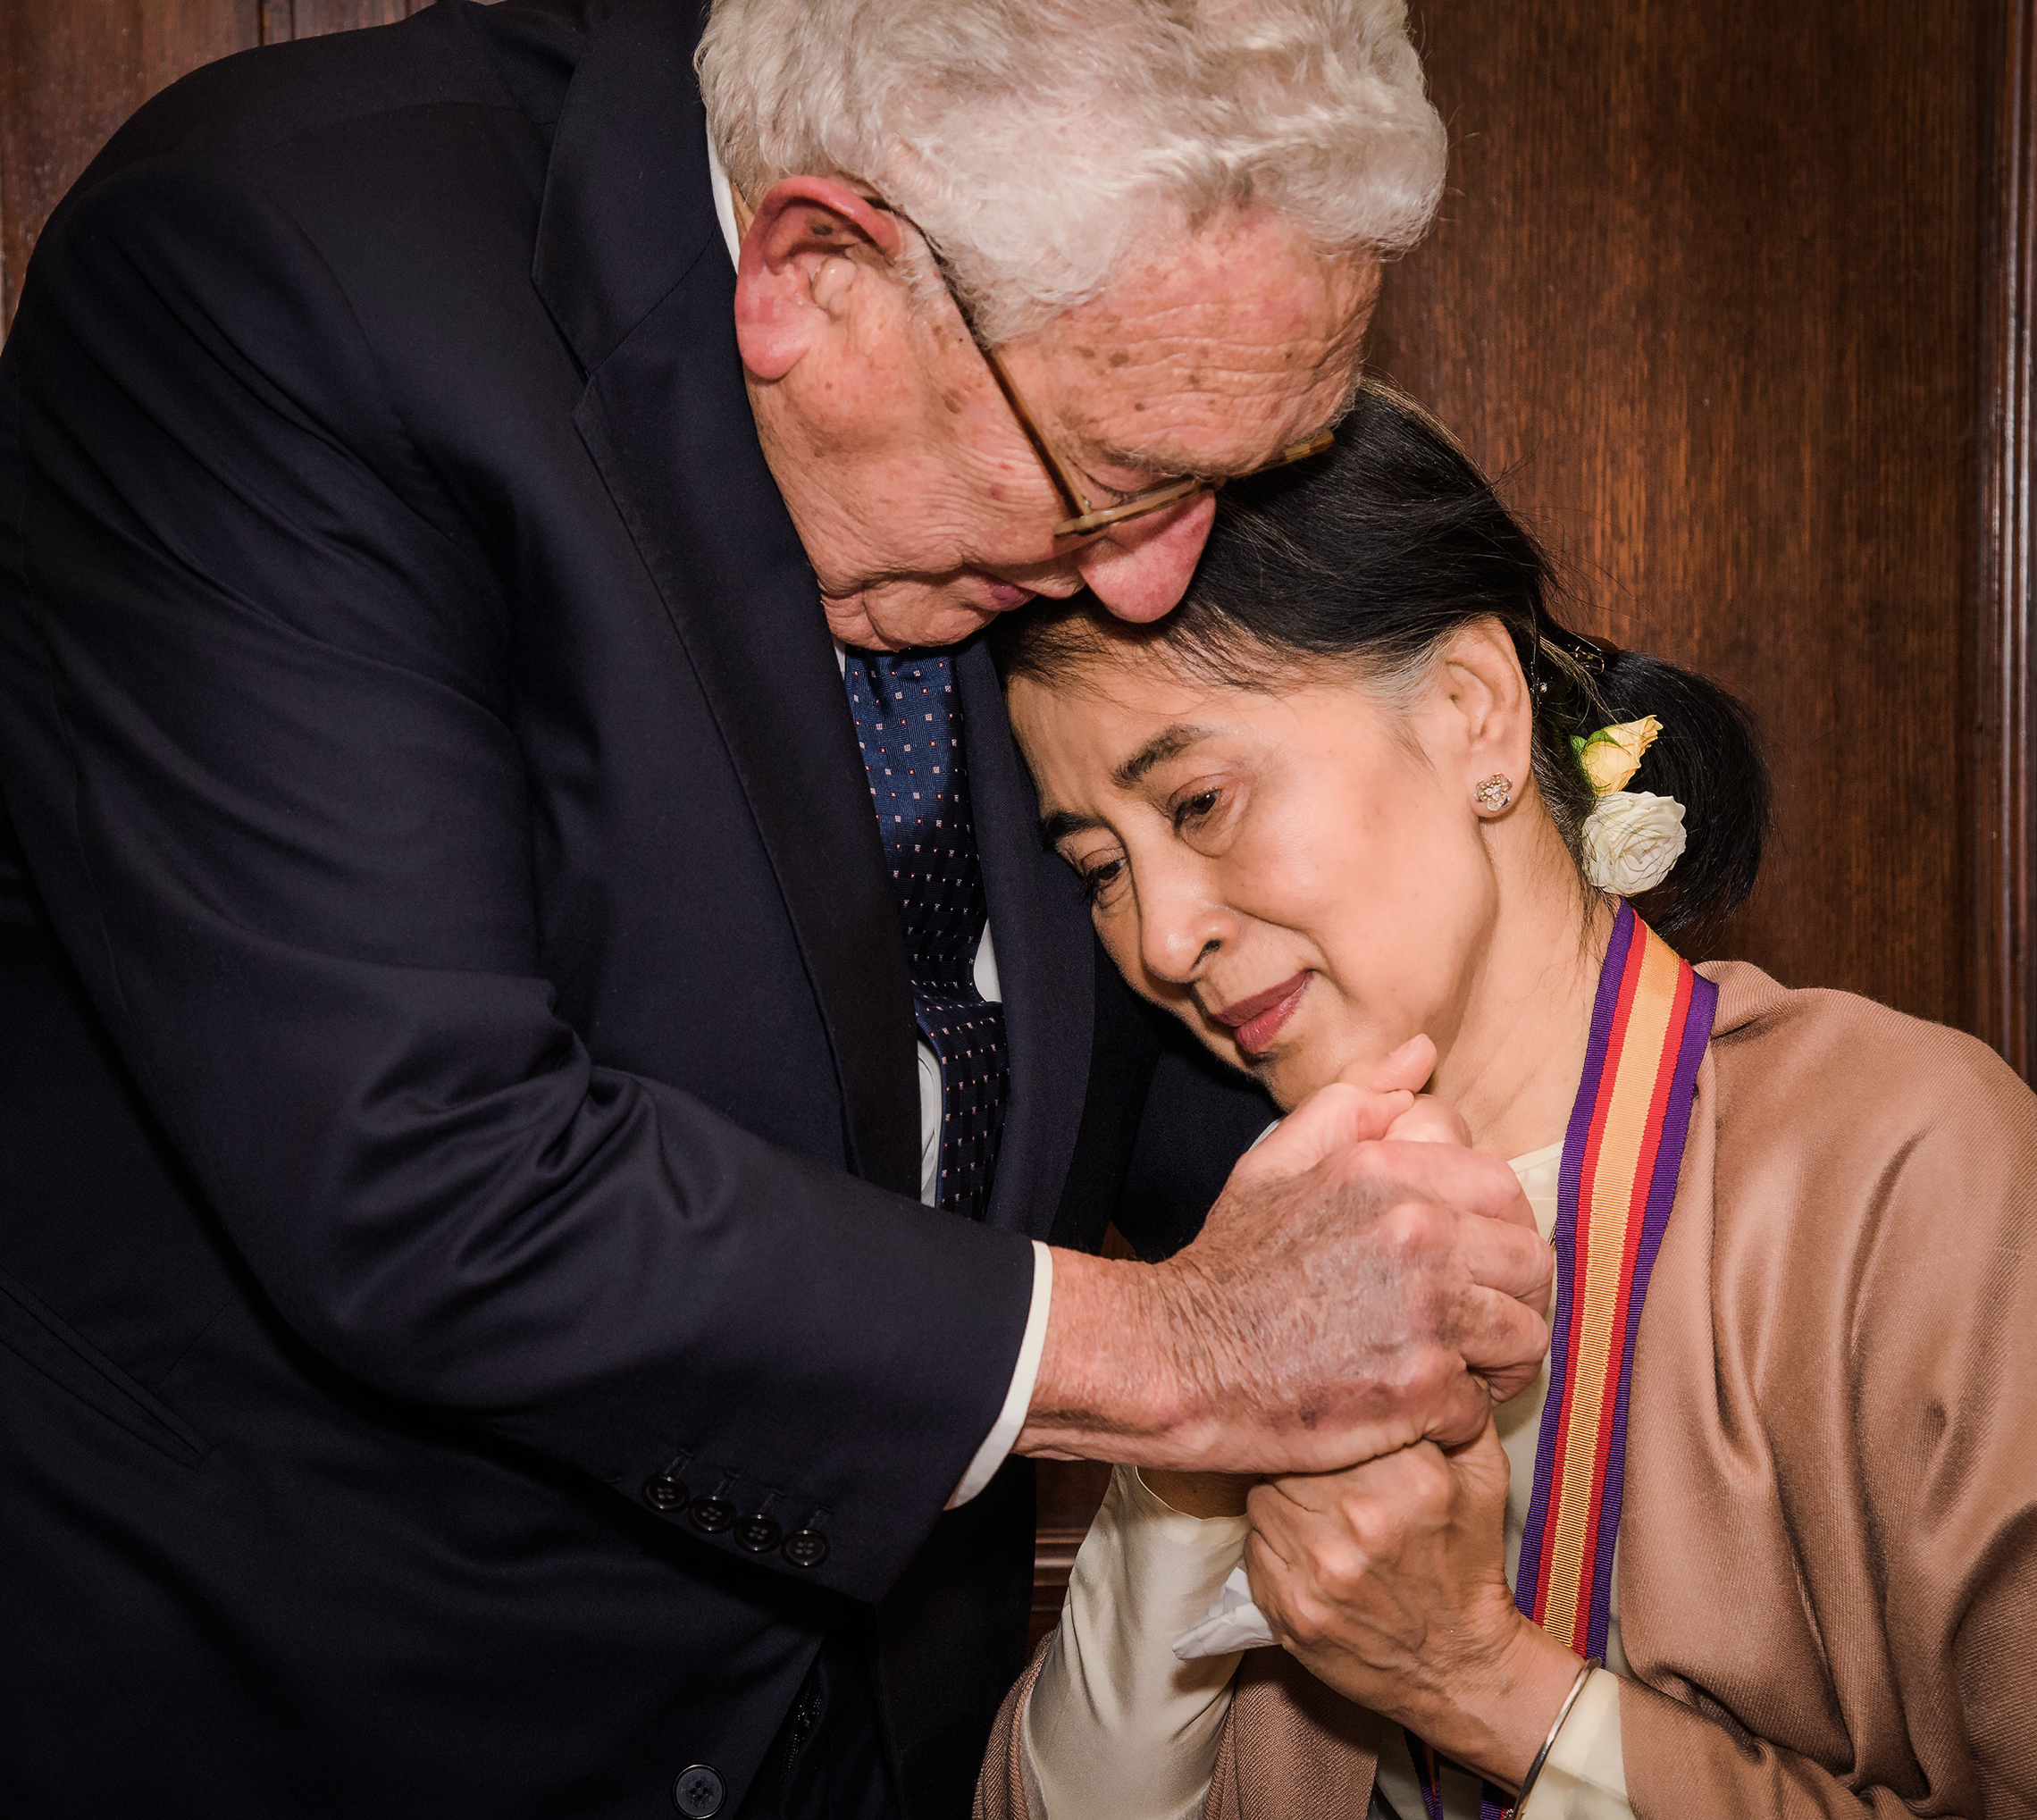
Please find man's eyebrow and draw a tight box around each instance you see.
[1089,415,1341,486]
[1087,441,1239,485]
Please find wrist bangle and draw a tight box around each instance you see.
[1505,1655,1600,1818]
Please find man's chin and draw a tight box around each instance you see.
[822,577,1036,652]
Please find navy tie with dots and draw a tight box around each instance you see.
[842,649,1009,1220]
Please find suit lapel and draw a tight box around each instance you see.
[534,0,919,1196]
[528,0,1097,1220]
[958,643,1093,1240]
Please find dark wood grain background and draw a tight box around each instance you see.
[1365,0,2015,1044]
[3,0,2030,1653]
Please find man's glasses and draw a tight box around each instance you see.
[890,207,1335,540]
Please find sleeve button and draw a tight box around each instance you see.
[641,1475,688,1513]
[733,1514,782,1554]
[688,1495,735,1535]
[672,1763,725,1816]
[782,1527,829,1569]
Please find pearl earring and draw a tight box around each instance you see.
[1474,774,1513,813]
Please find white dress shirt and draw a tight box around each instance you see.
[708,135,1051,1508]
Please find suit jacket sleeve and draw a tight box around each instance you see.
[0,147,1034,1603]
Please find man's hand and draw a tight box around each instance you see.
[1019,1036,1551,1473]
[1242,1424,1583,1791]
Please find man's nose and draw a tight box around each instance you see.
[1071,491,1218,623]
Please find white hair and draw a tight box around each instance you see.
[696,0,1447,344]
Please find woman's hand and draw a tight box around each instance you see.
[1241,1422,1582,1790]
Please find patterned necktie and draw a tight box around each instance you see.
[842,649,1009,1219]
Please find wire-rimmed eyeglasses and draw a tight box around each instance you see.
[884,205,1336,540]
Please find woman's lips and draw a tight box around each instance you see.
[1210,972,1311,1058]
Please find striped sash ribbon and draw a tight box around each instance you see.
[1412,902,1715,1820]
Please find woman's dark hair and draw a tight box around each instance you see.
[993,382,1770,943]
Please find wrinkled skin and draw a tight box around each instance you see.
[731,178,1378,648]
[1245,1427,1584,1790]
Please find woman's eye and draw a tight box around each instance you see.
[1171,788,1221,831]
[1078,858,1126,905]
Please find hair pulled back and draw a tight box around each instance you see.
[994,383,1770,943]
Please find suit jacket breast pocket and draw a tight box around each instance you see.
[0,1263,211,1469]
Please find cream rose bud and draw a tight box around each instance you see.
[1582,790,1688,893]
[1575,715,1663,794]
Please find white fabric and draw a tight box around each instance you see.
[1027,1144,1633,1820]
[920,927,1005,1205]
[949,1237,1052,1508]
[1521,1668,1628,1820]
[1169,1559,1274,1656]
[707,123,744,264]
[1028,1464,1253,1820]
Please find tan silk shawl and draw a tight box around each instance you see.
[977,963,2037,1819]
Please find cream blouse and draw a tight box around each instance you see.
[1023,1144,1631,1820]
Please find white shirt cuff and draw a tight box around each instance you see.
[947,1240,1052,1508]
[1521,1668,1630,1820]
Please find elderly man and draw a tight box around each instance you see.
[0,2,1547,1816]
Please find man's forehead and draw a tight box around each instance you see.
[1054,215,1372,351]
[1027,216,1378,472]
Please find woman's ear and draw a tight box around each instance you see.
[733,178,912,381]
[1435,618,1533,793]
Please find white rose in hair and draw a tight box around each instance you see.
[1582,791,1688,894]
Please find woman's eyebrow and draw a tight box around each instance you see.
[1111,724,1214,789]
[1036,725,1219,842]
[1039,809,1101,843]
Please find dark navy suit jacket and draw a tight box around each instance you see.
[0,2,1270,1816]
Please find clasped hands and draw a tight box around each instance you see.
[1156,1041,1580,1791]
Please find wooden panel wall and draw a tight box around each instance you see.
[0,0,430,323]
[1365,0,2016,1043]
[1978,0,2037,1071]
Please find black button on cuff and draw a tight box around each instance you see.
[641,1475,689,1514]
[733,1514,782,1554]
[673,1763,725,1817]
[782,1527,829,1569]
[689,1495,735,1535]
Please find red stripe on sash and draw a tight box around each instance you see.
[1572,961,1691,1648]
[1530,925,1645,1620]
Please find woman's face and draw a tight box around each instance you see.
[1009,644,1510,1109]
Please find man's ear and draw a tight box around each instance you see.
[733,177,911,381]
[1438,617,1533,771]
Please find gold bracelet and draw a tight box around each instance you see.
[1505,1655,1601,1818]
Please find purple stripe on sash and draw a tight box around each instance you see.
[1514,902,1637,1615]
[1581,961,1716,1658]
